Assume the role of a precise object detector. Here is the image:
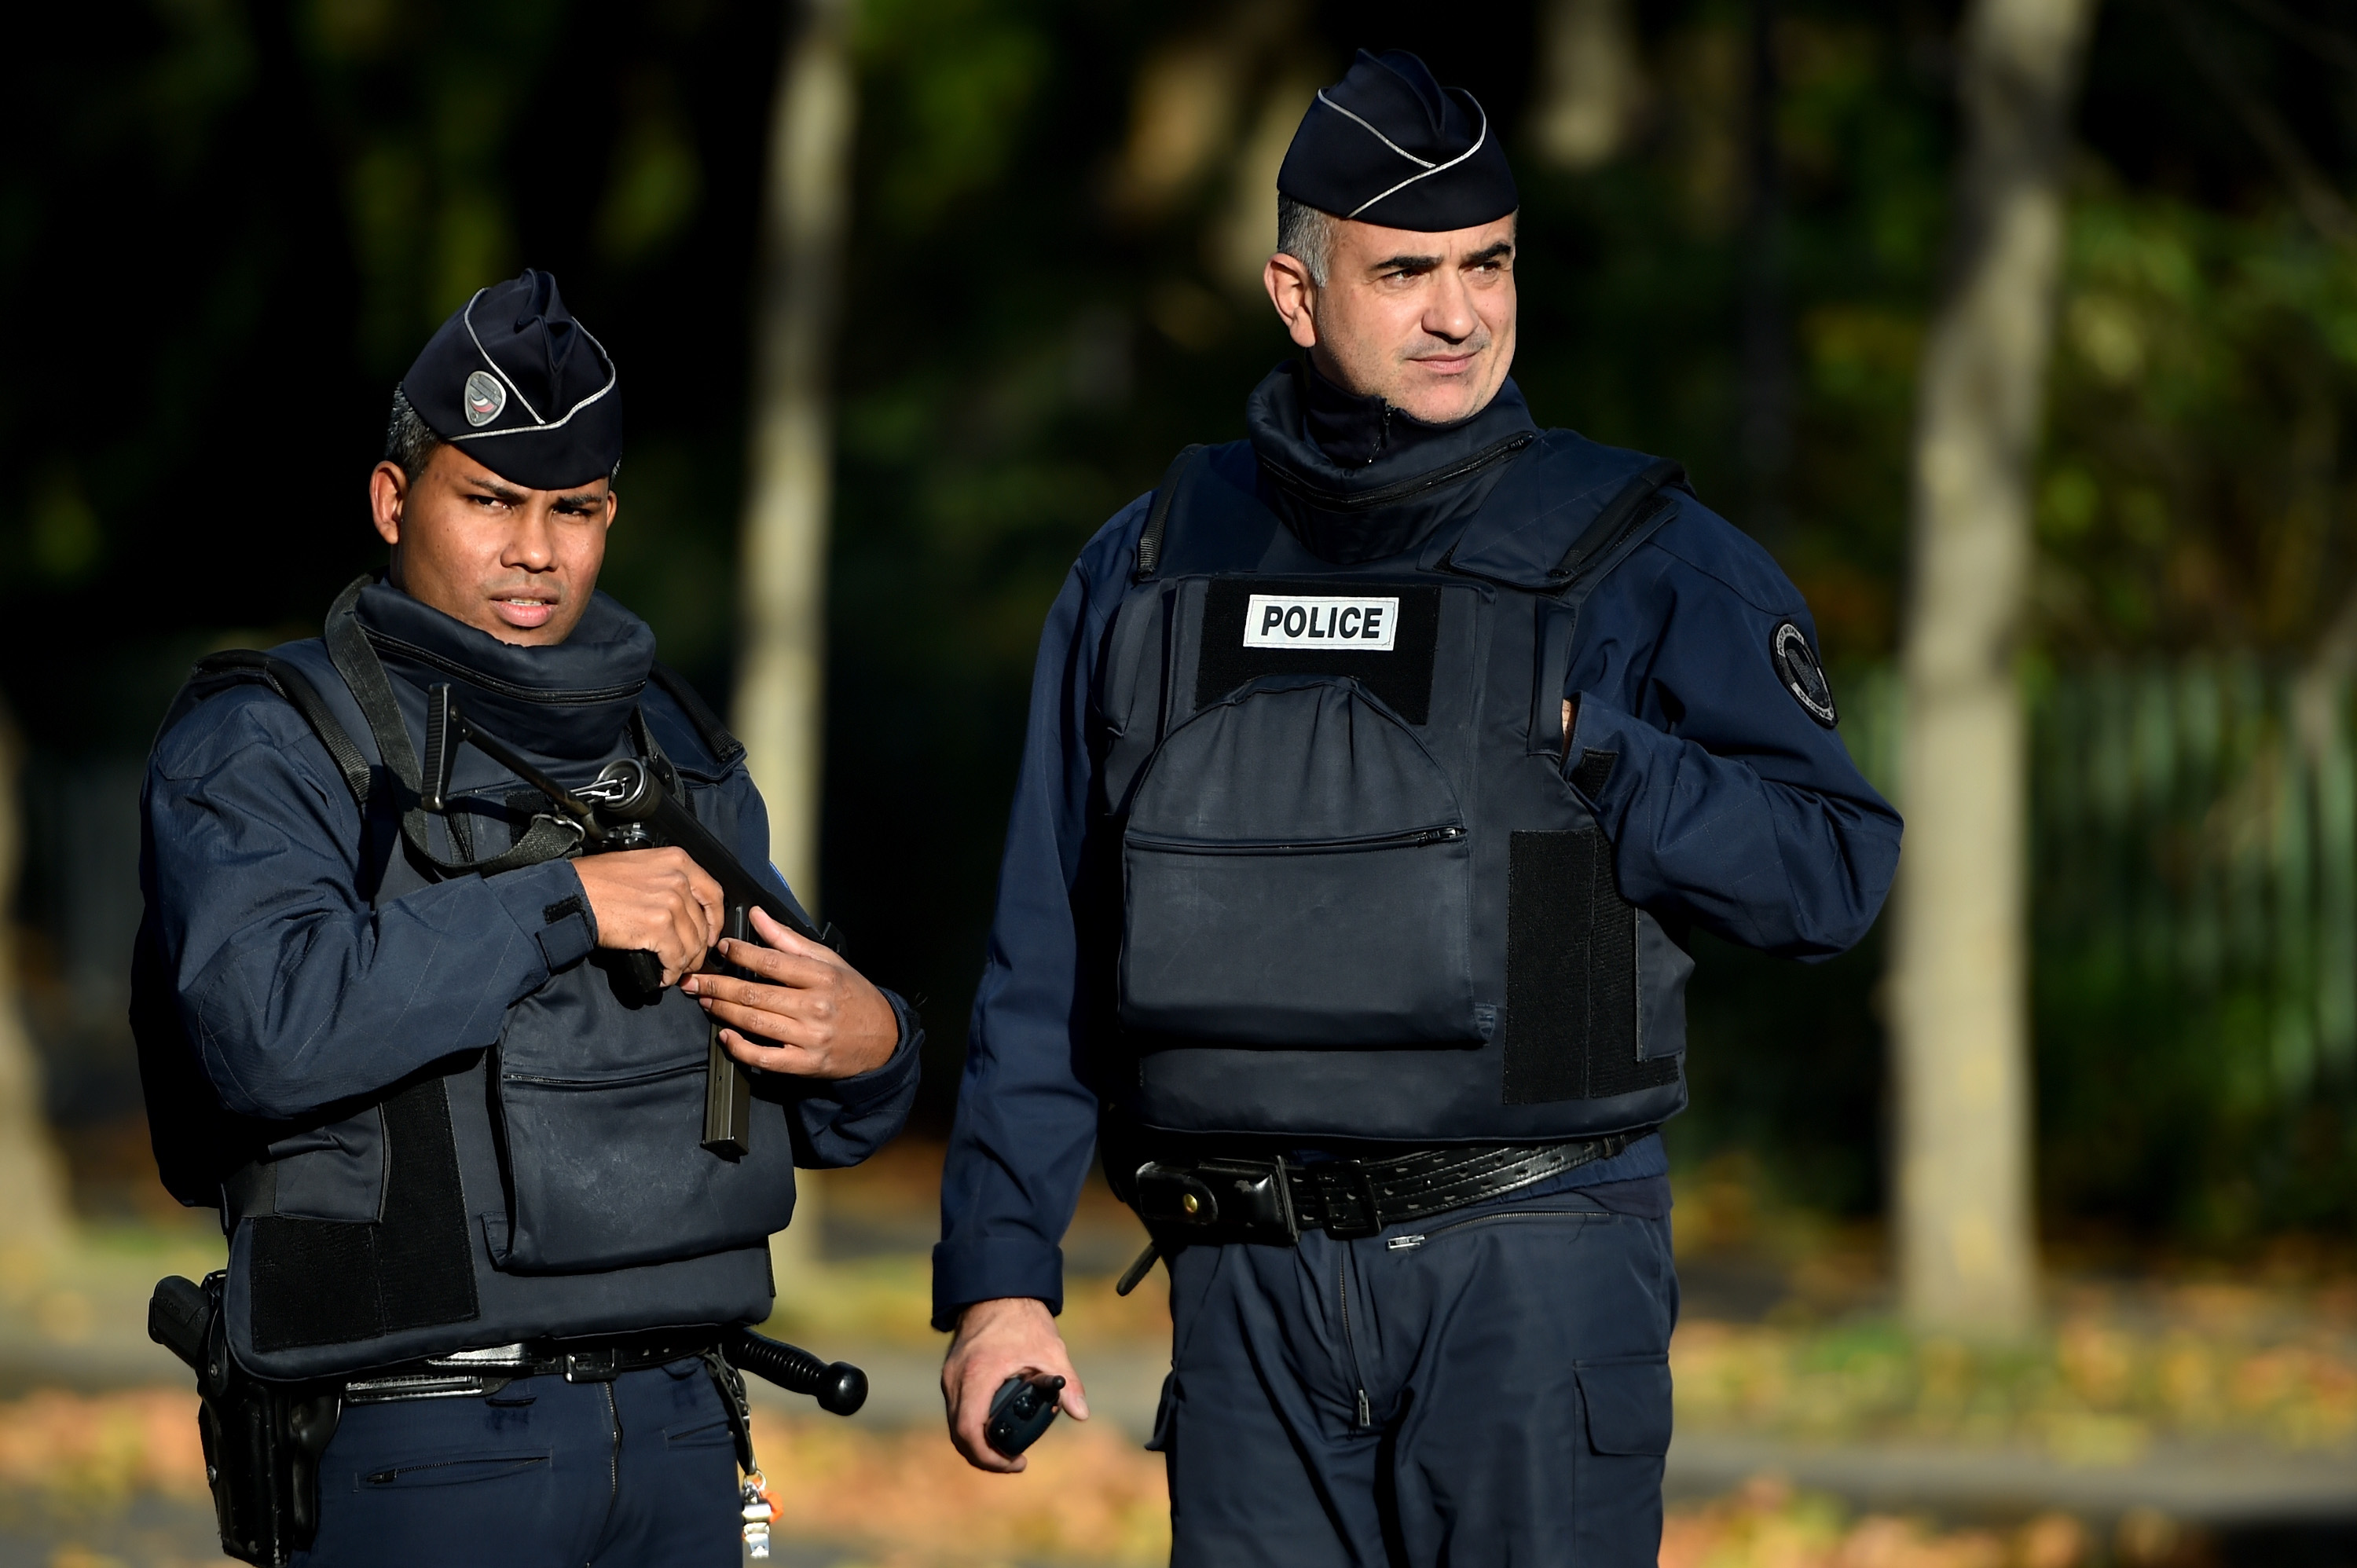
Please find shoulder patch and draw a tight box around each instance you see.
[1771,621,1838,728]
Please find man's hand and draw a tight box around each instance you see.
[941,1297,1088,1474]
[572,848,724,986]
[680,907,900,1079]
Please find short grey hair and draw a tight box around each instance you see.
[382,384,620,488]
[1276,194,1336,286]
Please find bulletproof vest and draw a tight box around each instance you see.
[1097,434,1696,1143]
[134,579,786,1381]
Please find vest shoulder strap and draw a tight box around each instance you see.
[162,649,373,814]
[1432,433,1693,597]
[646,661,746,770]
[1134,444,1208,583]
[321,575,580,881]
[1549,456,1688,592]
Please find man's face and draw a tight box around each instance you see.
[368,445,618,646]
[1264,214,1518,427]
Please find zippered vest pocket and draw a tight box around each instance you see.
[486,973,797,1273]
[1120,676,1478,1046]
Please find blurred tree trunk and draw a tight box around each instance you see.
[1740,0,1791,538]
[0,699,71,1271]
[739,0,855,1280]
[1530,0,1645,172]
[1894,0,2095,1338]
[739,0,853,911]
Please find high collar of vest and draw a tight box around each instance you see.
[1247,361,1538,565]
[355,577,654,762]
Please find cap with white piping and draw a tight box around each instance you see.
[399,269,622,491]
[1275,50,1519,233]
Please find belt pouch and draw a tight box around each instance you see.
[1133,1158,1299,1244]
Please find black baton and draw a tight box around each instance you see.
[724,1325,867,1416]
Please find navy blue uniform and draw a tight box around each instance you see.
[145,583,922,1566]
[145,640,909,1163]
[295,1359,742,1568]
[935,365,1898,1565]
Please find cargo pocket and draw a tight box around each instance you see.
[1575,1357,1672,1456]
[1574,1355,1671,1565]
[1120,676,1476,1047]
[486,974,798,1274]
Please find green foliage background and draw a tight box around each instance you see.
[8,0,2357,1241]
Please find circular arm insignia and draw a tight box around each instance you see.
[1771,621,1838,728]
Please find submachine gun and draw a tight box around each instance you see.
[150,1273,867,1566]
[420,681,841,1156]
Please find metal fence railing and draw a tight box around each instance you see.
[1836,658,2357,1152]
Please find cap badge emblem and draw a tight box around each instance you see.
[464,369,507,427]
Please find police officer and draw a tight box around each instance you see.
[935,50,1902,1565]
[137,269,921,1566]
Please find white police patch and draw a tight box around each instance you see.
[1772,621,1838,727]
[464,369,507,427]
[1242,594,1399,650]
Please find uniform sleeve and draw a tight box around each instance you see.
[932,504,1146,1330]
[148,693,594,1122]
[1563,512,1901,958]
[709,767,923,1169]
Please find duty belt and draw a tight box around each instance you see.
[1131,1130,1645,1247]
[341,1331,721,1405]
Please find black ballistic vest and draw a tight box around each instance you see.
[1098,433,1695,1143]
[137,583,788,1380]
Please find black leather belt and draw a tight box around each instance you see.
[1131,1131,1645,1246]
[342,1332,721,1405]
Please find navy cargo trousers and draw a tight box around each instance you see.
[291,1359,742,1568]
[1149,1184,1677,1567]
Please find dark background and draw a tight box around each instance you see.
[9,0,2357,1243]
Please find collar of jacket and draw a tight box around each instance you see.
[355,577,654,762]
[1246,361,1539,566]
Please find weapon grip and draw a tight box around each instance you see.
[702,904,755,1156]
[620,948,665,997]
[148,1274,212,1372]
[724,1326,867,1417]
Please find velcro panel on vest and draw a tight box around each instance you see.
[1195,578,1441,724]
[247,1076,478,1351]
[1502,830,1679,1103]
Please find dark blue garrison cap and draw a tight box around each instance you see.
[1277,50,1518,231]
[401,269,621,490]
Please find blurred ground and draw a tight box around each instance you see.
[0,1142,2349,1566]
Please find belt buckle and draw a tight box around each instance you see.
[1214,1157,1299,1242]
[1310,1159,1384,1240]
[563,1347,620,1383]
